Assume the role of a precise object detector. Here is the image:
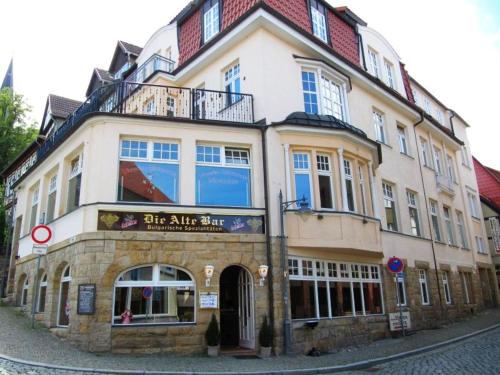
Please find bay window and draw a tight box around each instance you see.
[383,182,398,231]
[316,154,334,209]
[46,174,57,223]
[196,145,251,207]
[358,165,367,215]
[407,191,421,236]
[310,0,328,43]
[67,154,82,213]
[293,152,313,208]
[118,140,179,203]
[203,0,220,43]
[289,258,383,319]
[344,160,355,212]
[113,264,195,325]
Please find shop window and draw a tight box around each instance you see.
[113,264,195,325]
[203,0,220,43]
[293,152,312,208]
[196,145,251,207]
[37,273,47,313]
[118,140,179,203]
[317,154,334,209]
[289,258,383,319]
[46,174,57,223]
[67,154,82,213]
[58,265,71,327]
[383,182,398,231]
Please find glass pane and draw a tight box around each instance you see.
[346,179,355,211]
[330,281,353,317]
[130,287,148,316]
[318,281,329,318]
[114,287,128,318]
[319,175,333,208]
[120,266,153,281]
[46,192,56,222]
[118,161,179,203]
[67,174,81,212]
[196,166,251,207]
[177,287,195,322]
[363,283,382,315]
[58,282,70,326]
[294,174,312,207]
[38,286,46,313]
[352,282,363,315]
[290,280,316,319]
[159,266,176,281]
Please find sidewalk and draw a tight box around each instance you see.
[0,303,499,374]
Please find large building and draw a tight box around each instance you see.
[1,0,498,355]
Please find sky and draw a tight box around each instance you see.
[0,0,499,169]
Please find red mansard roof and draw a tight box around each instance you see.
[473,156,500,210]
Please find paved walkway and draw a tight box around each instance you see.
[0,304,499,374]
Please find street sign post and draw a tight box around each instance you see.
[386,256,406,336]
[30,225,52,329]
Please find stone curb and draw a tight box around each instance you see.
[0,323,499,374]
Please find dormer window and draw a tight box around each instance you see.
[203,0,220,43]
[310,0,328,43]
[368,48,380,78]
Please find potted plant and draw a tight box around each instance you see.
[259,315,273,358]
[205,313,220,357]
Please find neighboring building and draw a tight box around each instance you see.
[1,0,498,355]
[473,157,500,290]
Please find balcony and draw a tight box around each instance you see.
[436,174,455,196]
[126,54,175,83]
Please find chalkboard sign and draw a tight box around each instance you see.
[77,284,96,315]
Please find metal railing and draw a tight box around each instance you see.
[37,82,254,161]
[126,54,175,83]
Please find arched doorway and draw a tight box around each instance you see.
[219,265,255,349]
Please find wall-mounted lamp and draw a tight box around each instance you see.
[204,265,214,287]
[258,265,269,286]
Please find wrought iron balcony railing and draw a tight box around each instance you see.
[126,54,176,83]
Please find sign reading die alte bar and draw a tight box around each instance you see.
[97,210,265,234]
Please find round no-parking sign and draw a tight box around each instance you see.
[387,256,405,274]
[31,224,52,244]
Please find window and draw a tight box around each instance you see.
[396,277,407,307]
[423,97,431,114]
[67,154,82,213]
[475,236,486,254]
[118,140,179,204]
[29,186,40,230]
[446,155,455,182]
[37,273,47,313]
[196,145,251,207]
[289,258,383,319]
[384,59,395,89]
[368,48,380,78]
[420,137,430,167]
[418,269,430,305]
[407,191,421,236]
[443,206,455,245]
[46,174,57,223]
[224,62,240,106]
[358,165,367,215]
[310,0,328,43]
[344,160,355,212]
[58,266,71,327]
[301,69,348,121]
[435,110,444,125]
[430,200,442,242]
[293,153,313,208]
[467,192,479,218]
[317,154,334,209]
[113,264,195,325]
[398,126,408,155]
[433,146,443,175]
[203,0,219,43]
[456,211,469,248]
[442,272,452,304]
[144,98,156,115]
[460,272,473,304]
[461,146,470,167]
[373,110,386,144]
[489,217,500,253]
[21,277,29,306]
[383,182,398,231]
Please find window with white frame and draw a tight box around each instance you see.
[467,192,480,219]
[113,264,195,325]
[407,191,421,236]
[460,272,473,304]
[446,154,455,182]
[21,277,29,306]
[373,110,386,144]
[456,210,469,248]
[46,174,57,223]
[433,146,443,175]
[67,154,82,213]
[317,154,334,209]
[475,236,487,254]
[57,266,71,327]
[368,48,380,78]
[396,277,407,307]
[344,159,356,212]
[166,96,176,117]
[443,206,455,245]
[300,68,348,121]
[383,182,398,231]
[397,125,408,155]
[288,257,383,319]
[442,271,452,304]
[430,200,442,242]
[418,269,430,305]
[358,165,367,215]
[412,89,420,106]
[224,62,241,106]
[118,140,179,203]
[420,137,430,167]
[489,217,500,253]
[203,0,220,43]
[196,145,251,207]
[29,185,40,230]
[310,0,328,43]
[293,152,313,208]
[423,97,432,114]
[144,97,156,115]
[461,146,470,167]
[37,273,47,313]
[435,110,444,125]
[384,59,395,89]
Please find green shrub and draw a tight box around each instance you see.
[205,313,220,346]
[259,315,273,347]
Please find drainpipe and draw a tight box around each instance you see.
[449,111,456,136]
[412,112,445,320]
[260,125,276,350]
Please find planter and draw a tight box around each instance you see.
[260,346,272,358]
[207,345,219,357]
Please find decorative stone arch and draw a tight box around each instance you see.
[16,273,28,307]
[48,261,70,327]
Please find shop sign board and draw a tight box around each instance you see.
[97,210,265,234]
[77,284,96,315]
[389,312,411,331]
[199,292,218,309]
